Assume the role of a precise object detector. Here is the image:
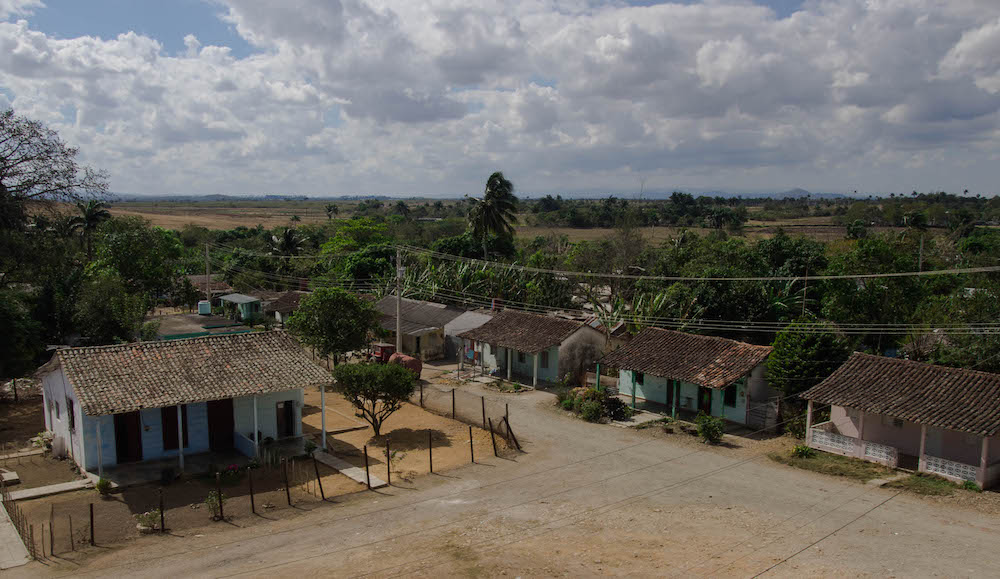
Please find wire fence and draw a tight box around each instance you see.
[414,382,521,456]
[0,478,34,560]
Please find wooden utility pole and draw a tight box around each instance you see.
[395,248,403,352]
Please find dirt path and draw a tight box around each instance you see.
[12,385,1000,578]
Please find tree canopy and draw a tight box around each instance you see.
[766,319,852,398]
[286,287,379,360]
[333,362,416,436]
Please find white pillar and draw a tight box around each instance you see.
[856,410,866,458]
[320,383,328,450]
[532,352,539,387]
[507,348,512,380]
[96,419,104,479]
[177,403,185,473]
[979,436,990,489]
[918,423,927,473]
[459,345,464,373]
[253,395,259,457]
[805,400,814,446]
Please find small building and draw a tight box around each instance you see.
[600,328,775,427]
[443,310,493,359]
[218,293,263,322]
[37,331,331,475]
[458,310,606,386]
[802,353,1000,489]
[185,274,232,299]
[265,291,309,326]
[375,296,466,360]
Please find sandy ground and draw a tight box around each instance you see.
[0,398,45,448]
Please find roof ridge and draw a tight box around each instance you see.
[57,329,286,354]
[850,351,1000,379]
[644,327,772,350]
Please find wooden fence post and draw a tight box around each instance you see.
[89,503,94,546]
[248,466,255,514]
[215,472,224,521]
[469,426,474,463]
[29,525,35,560]
[159,489,165,532]
[282,459,292,505]
[385,438,391,486]
[419,383,424,407]
[69,515,74,551]
[312,455,325,500]
[49,504,54,554]
[428,430,433,473]
[452,389,456,419]
[363,446,371,489]
[481,397,486,429]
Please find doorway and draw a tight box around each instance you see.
[114,411,143,463]
[698,387,713,415]
[275,400,295,438]
[207,398,235,451]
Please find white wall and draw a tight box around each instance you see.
[233,389,304,442]
[41,368,87,469]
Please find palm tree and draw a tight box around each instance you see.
[393,200,411,218]
[325,203,339,220]
[270,227,303,256]
[70,199,111,261]
[468,171,517,258]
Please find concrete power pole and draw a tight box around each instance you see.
[396,248,403,352]
[204,243,211,301]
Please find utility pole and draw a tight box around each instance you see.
[204,243,211,301]
[918,234,925,272]
[395,248,403,352]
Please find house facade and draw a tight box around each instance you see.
[802,353,1000,489]
[458,310,606,386]
[376,296,466,360]
[600,328,776,428]
[218,293,263,322]
[38,331,331,475]
[265,290,309,326]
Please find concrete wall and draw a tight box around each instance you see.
[233,389,304,442]
[444,312,492,358]
[617,370,749,424]
[558,326,606,384]
[926,426,983,466]
[397,329,446,361]
[746,364,774,402]
[490,345,559,383]
[41,368,87,468]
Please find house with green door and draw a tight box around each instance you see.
[600,328,777,428]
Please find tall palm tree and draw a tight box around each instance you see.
[270,227,303,256]
[468,171,517,258]
[70,199,111,261]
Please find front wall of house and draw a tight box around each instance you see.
[233,389,304,442]
[746,364,774,402]
[80,414,115,471]
[831,407,923,457]
[714,379,748,423]
[926,426,982,465]
[137,403,211,462]
[618,371,748,424]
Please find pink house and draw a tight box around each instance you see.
[801,353,1000,489]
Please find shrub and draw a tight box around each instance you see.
[580,400,605,423]
[134,509,161,530]
[695,413,725,444]
[560,399,574,411]
[571,396,584,413]
[962,480,982,493]
[205,490,227,520]
[95,477,112,496]
[785,415,808,439]
[603,396,633,421]
[304,440,318,455]
[791,444,816,458]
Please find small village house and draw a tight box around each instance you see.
[600,328,777,427]
[458,310,606,386]
[443,310,493,359]
[218,293,263,322]
[375,296,467,360]
[37,331,332,476]
[802,353,1000,489]
[185,274,232,300]
[265,290,309,326]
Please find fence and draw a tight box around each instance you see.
[414,382,521,455]
[1,478,34,560]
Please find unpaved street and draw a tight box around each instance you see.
[13,383,1000,578]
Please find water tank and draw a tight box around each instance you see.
[198,300,212,315]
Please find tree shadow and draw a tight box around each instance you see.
[375,428,452,451]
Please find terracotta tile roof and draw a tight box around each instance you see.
[265,291,309,315]
[49,331,331,416]
[185,274,231,294]
[457,310,586,353]
[376,296,466,336]
[801,353,1000,436]
[600,328,772,389]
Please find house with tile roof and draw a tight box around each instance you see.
[218,293,263,322]
[599,328,776,427]
[36,331,332,476]
[375,296,471,361]
[458,310,606,386]
[265,290,309,326]
[801,353,1000,489]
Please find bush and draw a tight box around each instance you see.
[95,477,112,496]
[580,400,604,423]
[205,489,227,520]
[603,396,633,421]
[962,480,982,493]
[134,509,161,530]
[560,399,574,411]
[791,444,816,458]
[785,415,808,439]
[304,440,317,455]
[695,413,725,444]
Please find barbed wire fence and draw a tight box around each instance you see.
[413,382,521,457]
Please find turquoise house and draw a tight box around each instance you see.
[218,293,263,322]
[38,331,332,476]
[601,328,776,428]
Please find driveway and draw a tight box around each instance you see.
[15,386,1000,578]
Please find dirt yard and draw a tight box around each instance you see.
[302,389,509,484]
[0,398,45,449]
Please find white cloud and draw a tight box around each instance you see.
[1,0,1000,196]
[0,0,40,19]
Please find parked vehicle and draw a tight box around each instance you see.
[370,342,396,363]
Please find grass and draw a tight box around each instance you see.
[768,450,895,483]
[884,473,959,496]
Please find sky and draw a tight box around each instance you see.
[1,0,999,197]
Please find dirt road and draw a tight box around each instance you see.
[14,385,1000,578]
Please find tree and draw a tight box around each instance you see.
[0,289,42,380]
[69,199,112,261]
[73,271,147,345]
[332,362,416,436]
[286,287,379,362]
[325,203,340,220]
[766,319,852,398]
[270,227,303,256]
[92,216,181,301]
[392,200,410,218]
[468,171,517,258]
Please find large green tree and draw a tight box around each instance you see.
[286,287,379,362]
[766,319,852,398]
[333,362,416,436]
[0,289,43,380]
[70,199,112,261]
[468,171,517,258]
[92,216,181,300]
[73,271,147,345]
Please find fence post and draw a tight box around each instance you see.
[469,426,474,463]
[452,389,456,419]
[89,503,94,546]
[159,489,165,533]
[41,522,46,558]
[29,525,35,560]
[282,458,292,505]
[215,472,224,521]
[248,466,256,514]
[419,382,424,407]
[69,515,74,551]
[428,430,433,473]
[481,397,486,429]
[507,420,521,450]
[488,418,499,457]
[312,455,325,500]
[363,445,371,489]
[385,438,391,486]
[49,504,54,555]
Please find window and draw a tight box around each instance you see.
[541,351,550,369]
[161,405,190,450]
[518,351,525,364]
[54,401,60,420]
[66,398,76,431]
[635,372,644,385]
[724,385,737,408]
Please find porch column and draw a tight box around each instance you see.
[979,436,990,489]
[595,363,601,392]
[320,383,328,451]
[532,352,539,387]
[177,403,185,473]
[918,423,927,473]
[459,345,464,373]
[805,400,814,446]
[96,419,104,479]
[507,348,512,381]
[631,372,636,410]
[671,381,678,420]
[856,411,866,458]
[253,395,259,458]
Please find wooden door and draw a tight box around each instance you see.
[114,411,143,463]
[698,387,713,415]
[207,398,235,451]
[275,400,295,438]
